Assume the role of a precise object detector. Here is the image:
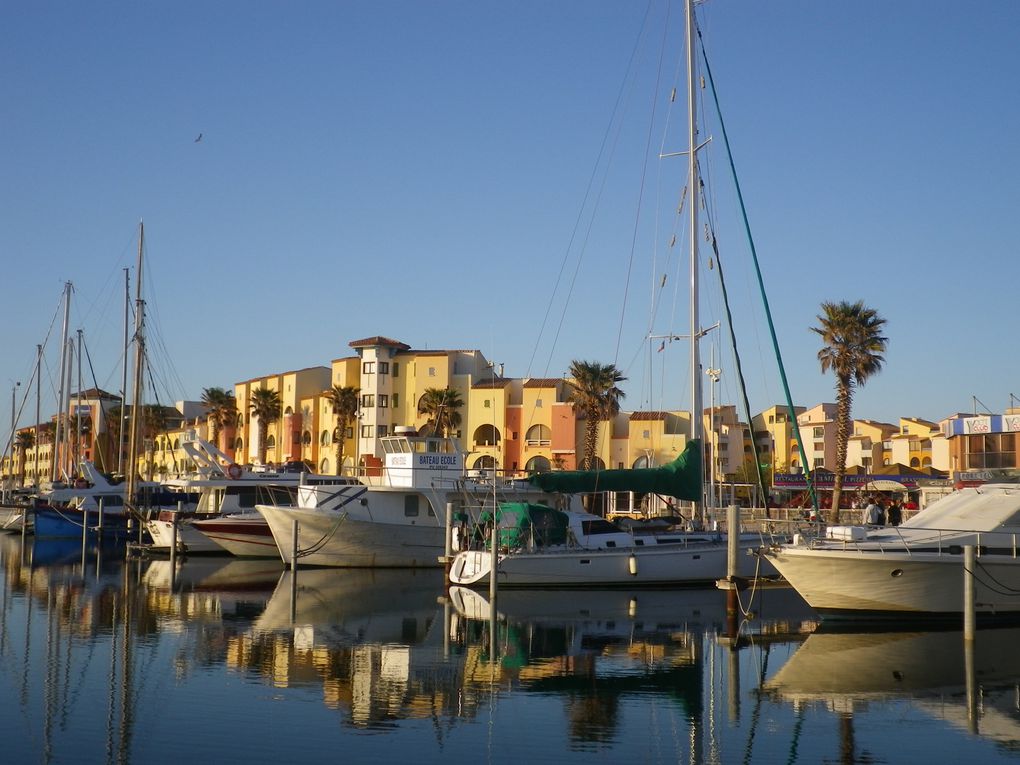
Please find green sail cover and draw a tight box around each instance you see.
[527,439,702,500]
[478,502,569,548]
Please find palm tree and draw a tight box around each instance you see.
[201,386,237,449]
[249,388,282,465]
[417,387,464,438]
[812,300,888,522]
[567,360,626,470]
[15,430,34,487]
[325,385,360,474]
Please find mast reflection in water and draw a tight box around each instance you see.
[3,533,1020,764]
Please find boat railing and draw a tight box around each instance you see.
[806,525,1020,558]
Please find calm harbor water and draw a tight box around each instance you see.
[1,533,1018,764]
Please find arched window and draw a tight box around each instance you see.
[922,457,932,468]
[910,457,920,467]
[320,458,329,472]
[302,430,311,445]
[284,406,294,415]
[472,424,501,448]
[320,430,330,446]
[525,456,551,473]
[525,424,551,445]
[173,438,180,449]
[266,435,276,450]
[235,438,243,450]
[473,455,498,470]
[632,455,650,469]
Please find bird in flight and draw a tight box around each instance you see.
[194,133,203,142]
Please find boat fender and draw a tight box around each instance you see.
[226,463,242,480]
[628,553,638,576]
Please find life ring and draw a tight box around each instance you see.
[226,463,242,480]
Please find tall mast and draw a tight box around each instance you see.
[76,328,83,473]
[126,222,145,505]
[34,344,41,488]
[685,0,705,508]
[118,267,129,475]
[63,338,74,479]
[51,281,72,482]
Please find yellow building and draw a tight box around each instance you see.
[847,419,898,471]
[751,404,806,474]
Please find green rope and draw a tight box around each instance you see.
[697,27,817,513]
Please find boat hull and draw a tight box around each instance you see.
[191,513,280,558]
[145,513,226,554]
[766,545,1020,621]
[33,506,132,540]
[258,504,444,568]
[450,539,773,587]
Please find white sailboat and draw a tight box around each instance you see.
[447,0,778,588]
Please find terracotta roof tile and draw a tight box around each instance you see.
[348,336,410,350]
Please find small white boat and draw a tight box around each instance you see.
[448,501,774,587]
[190,511,279,557]
[764,483,1020,621]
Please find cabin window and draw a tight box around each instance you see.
[404,495,419,517]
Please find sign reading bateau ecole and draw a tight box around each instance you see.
[774,473,952,490]
[385,451,464,489]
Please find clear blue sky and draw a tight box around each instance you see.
[3,1,1019,436]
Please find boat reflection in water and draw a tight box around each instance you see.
[762,627,1020,749]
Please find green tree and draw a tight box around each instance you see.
[567,360,626,470]
[202,386,237,449]
[325,385,360,474]
[249,388,282,465]
[417,387,464,438]
[812,300,888,521]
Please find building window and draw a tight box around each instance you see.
[360,425,373,438]
[266,435,275,450]
[379,362,389,374]
[345,427,353,439]
[813,441,824,451]
[428,367,436,377]
[484,399,491,408]
[378,425,389,437]
[378,394,388,408]
[363,362,375,374]
[643,430,650,438]
[813,457,824,468]
[535,399,543,408]
[320,430,330,446]
[361,394,375,408]
[392,362,399,378]
[813,427,824,438]
[392,393,399,407]
[966,433,1017,470]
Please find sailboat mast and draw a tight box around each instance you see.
[685,0,705,505]
[118,268,129,475]
[126,222,145,504]
[51,281,72,482]
[34,344,41,488]
[76,328,83,473]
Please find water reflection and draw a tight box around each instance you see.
[762,627,1020,749]
[14,529,1020,763]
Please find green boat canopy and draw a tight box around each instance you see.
[478,502,569,549]
[527,439,702,501]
